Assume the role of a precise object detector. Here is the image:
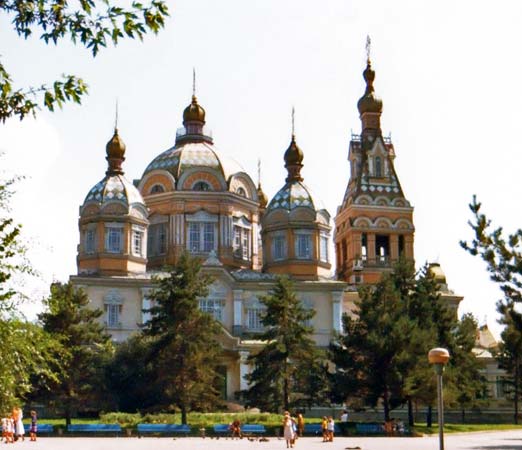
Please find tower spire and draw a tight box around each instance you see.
[365,35,371,64]
[192,67,196,98]
[114,98,119,132]
[291,106,295,138]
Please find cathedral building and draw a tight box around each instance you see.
[70,57,462,400]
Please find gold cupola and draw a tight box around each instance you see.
[284,135,304,182]
[183,94,206,124]
[106,128,126,176]
[357,59,383,115]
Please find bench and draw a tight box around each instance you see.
[23,424,54,434]
[356,423,384,434]
[241,424,266,436]
[67,424,122,435]
[213,424,232,435]
[303,423,341,435]
[136,423,191,436]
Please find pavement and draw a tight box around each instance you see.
[3,431,522,450]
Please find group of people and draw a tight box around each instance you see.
[1,409,38,443]
[320,416,336,442]
[282,411,304,448]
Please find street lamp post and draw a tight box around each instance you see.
[428,347,450,450]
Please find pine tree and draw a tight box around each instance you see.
[141,252,224,424]
[243,276,325,412]
[496,297,522,423]
[36,282,112,425]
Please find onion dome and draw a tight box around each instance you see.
[183,95,206,124]
[284,135,304,182]
[106,129,126,175]
[357,59,383,115]
[257,182,268,208]
[82,128,146,212]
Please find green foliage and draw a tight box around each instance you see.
[330,259,485,423]
[243,276,327,412]
[495,297,522,422]
[461,195,522,302]
[141,252,224,424]
[1,0,169,122]
[34,282,113,424]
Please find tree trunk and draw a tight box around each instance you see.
[407,398,414,427]
[515,355,519,425]
[461,408,465,423]
[427,405,432,428]
[181,405,187,425]
[283,359,290,412]
[65,406,71,427]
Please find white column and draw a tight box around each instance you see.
[239,350,250,391]
[332,291,343,333]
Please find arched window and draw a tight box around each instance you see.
[236,187,246,197]
[150,184,165,194]
[193,181,211,191]
[375,157,382,177]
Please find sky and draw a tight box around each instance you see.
[1,0,520,338]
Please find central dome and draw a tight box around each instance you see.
[142,141,244,184]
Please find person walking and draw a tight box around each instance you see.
[13,407,24,442]
[29,411,38,442]
[297,413,304,437]
[327,416,335,442]
[339,409,349,436]
[283,411,295,448]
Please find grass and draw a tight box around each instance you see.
[413,423,522,435]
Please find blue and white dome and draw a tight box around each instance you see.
[83,174,145,210]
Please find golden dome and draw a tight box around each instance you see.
[284,135,304,166]
[257,183,268,208]
[357,61,383,115]
[183,95,206,123]
[106,129,126,160]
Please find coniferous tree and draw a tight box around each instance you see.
[495,297,522,423]
[141,252,224,424]
[243,276,325,412]
[35,282,112,425]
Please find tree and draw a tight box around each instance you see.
[35,282,112,425]
[495,297,522,424]
[105,334,163,413]
[461,195,522,302]
[141,252,224,424]
[243,276,326,412]
[1,0,169,122]
[330,260,485,424]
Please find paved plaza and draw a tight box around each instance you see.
[5,431,522,450]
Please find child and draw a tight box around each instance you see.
[321,416,328,442]
[29,411,37,442]
[3,416,14,444]
[1,416,7,442]
[327,416,335,442]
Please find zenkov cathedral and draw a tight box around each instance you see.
[70,57,466,400]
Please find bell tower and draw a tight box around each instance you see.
[334,44,414,284]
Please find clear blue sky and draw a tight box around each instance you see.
[2,0,521,338]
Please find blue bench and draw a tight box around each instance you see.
[67,424,122,434]
[355,423,384,434]
[303,423,341,435]
[213,424,232,435]
[136,424,191,436]
[242,424,266,435]
[23,424,54,433]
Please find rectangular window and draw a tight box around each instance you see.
[148,223,167,257]
[188,222,216,253]
[273,235,286,261]
[199,298,223,322]
[295,233,311,259]
[132,229,144,257]
[106,304,120,328]
[247,308,263,330]
[189,223,201,252]
[233,226,251,260]
[319,233,328,262]
[203,222,215,252]
[105,226,122,253]
[85,229,96,254]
